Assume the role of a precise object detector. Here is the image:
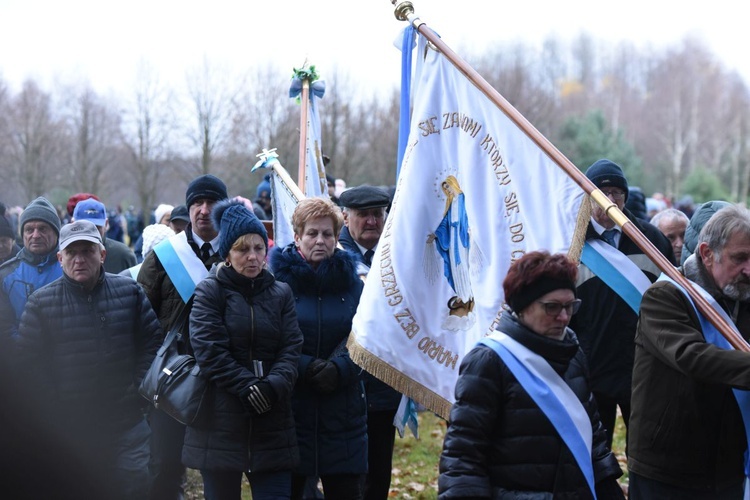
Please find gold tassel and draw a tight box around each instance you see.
[347,334,452,420]
[568,195,591,264]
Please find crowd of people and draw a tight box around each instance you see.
[1,157,749,499]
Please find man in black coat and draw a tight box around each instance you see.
[138,174,228,500]
[568,159,675,449]
[16,220,162,499]
[339,185,402,500]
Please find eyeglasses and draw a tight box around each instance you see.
[601,189,626,201]
[537,299,582,317]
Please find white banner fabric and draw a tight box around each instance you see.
[348,43,586,418]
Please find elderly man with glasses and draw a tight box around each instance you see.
[567,159,675,450]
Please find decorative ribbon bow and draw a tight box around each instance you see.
[289,78,326,100]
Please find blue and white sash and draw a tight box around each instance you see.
[153,232,209,303]
[125,263,142,281]
[580,238,652,313]
[480,332,596,498]
[658,274,750,496]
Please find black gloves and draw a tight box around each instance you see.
[306,359,339,394]
[246,381,275,416]
[595,477,626,500]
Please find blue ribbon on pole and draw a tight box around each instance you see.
[396,25,415,180]
[289,78,326,99]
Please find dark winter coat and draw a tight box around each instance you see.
[629,255,750,490]
[137,224,222,332]
[16,270,161,441]
[270,243,368,476]
[102,235,137,275]
[0,242,20,265]
[338,226,402,412]
[569,209,675,399]
[182,265,303,472]
[439,313,622,499]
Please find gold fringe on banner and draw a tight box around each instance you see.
[347,333,452,420]
[568,195,592,264]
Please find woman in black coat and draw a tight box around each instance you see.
[183,200,303,499]
[439,251,624,499]
[270,197,367,500]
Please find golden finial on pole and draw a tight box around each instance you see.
[391,1,425,30]
[392,0,414,21]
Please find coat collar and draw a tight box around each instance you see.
[270,243,359,293]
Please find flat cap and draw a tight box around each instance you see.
[170,204,190,223]
[339,185,390,210]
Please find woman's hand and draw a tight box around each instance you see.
[306,359,339,394]
[246,381,275,415]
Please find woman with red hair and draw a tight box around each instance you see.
[439,251,624,499]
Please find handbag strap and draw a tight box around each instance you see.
[158,295,195,356]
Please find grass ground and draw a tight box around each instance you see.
[185,412,628,499]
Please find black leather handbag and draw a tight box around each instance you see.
[139,297,211,427]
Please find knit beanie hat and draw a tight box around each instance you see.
[681,200,732,265]
[21,197,61,236]
[141,223,176,258]
[211,199,268,260]
[0,216,13,239]
[186,174,228,208]
[256,175,271,199]
[585,159,629,202]
[506,277,577,314]
[153,204,174,225]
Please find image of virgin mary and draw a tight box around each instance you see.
[426,175,476,331]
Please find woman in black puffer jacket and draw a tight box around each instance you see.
[270,197,367,500]
[439,251,624,500]
[183,200,303,499]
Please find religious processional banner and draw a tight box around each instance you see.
[348,39,588,419]
[251,151,303,249]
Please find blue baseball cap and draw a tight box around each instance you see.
[73,198,107,227]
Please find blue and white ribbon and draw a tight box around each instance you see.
[153,232,208,303]
[581,238,652,313]
[481,332,596,497]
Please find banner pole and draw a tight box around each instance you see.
[298,79,310,192]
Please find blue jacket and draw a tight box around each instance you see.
[0,247,62,342]
[339,226,402,412]
[270,243,368,476]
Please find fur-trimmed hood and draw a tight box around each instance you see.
[270,242,360,294]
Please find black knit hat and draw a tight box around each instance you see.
[586,159,629,202]
[0,216,13,239]
[185,174,228,208]
[507,277,577,314]
[211,199,268,259]
[20,197,61,236]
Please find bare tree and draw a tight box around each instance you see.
[645,38,718,197]
[227,64,298,193]
[185,57,239,177]
[2,80,65,200]
[59,85,123,195]
[121,62,175,224]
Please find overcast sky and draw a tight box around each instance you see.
[1,0,747,97]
